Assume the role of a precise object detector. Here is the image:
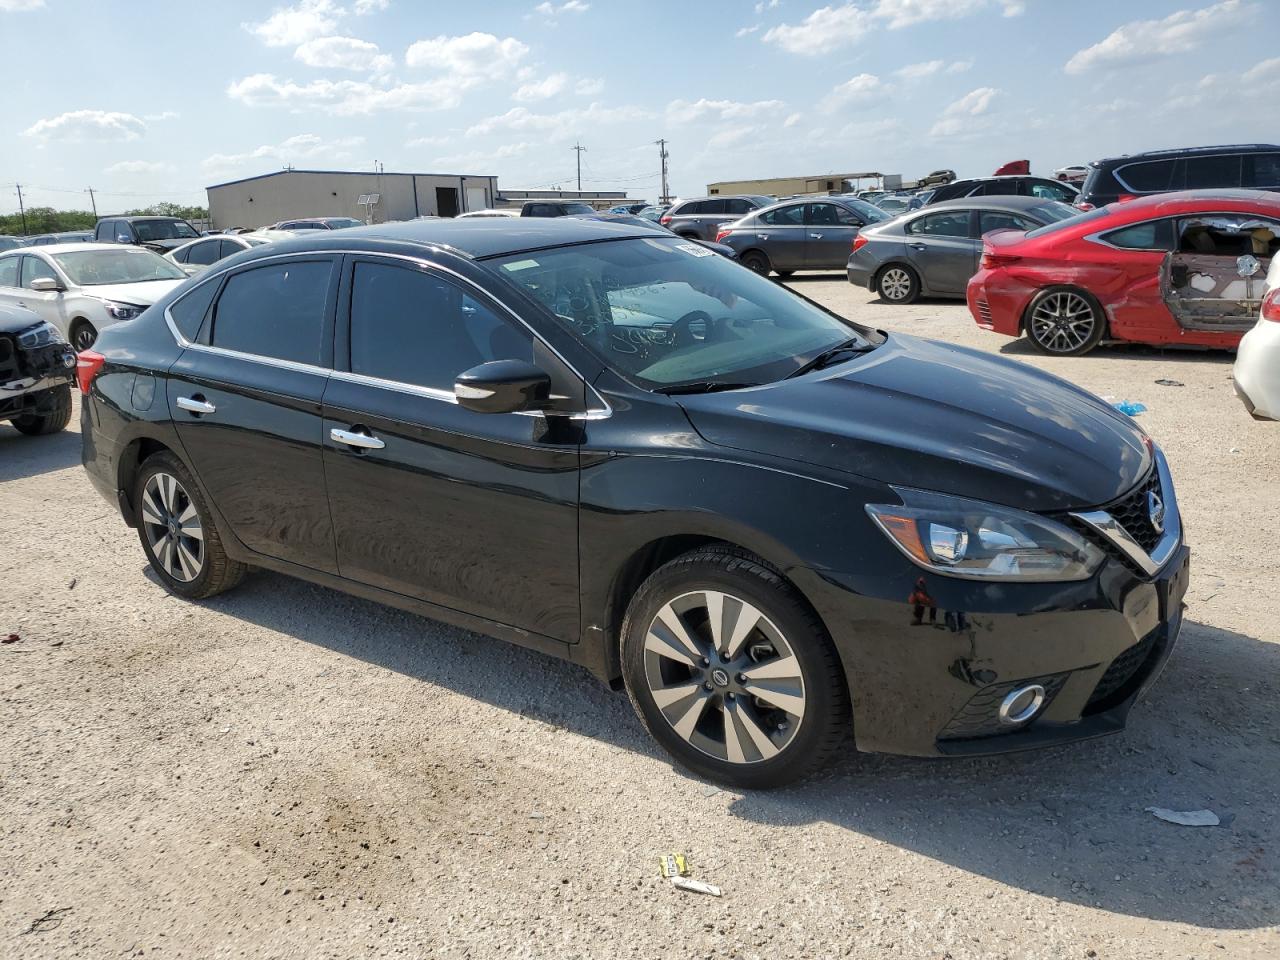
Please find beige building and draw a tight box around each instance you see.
[707,172,882,197]
[206,169,500,230]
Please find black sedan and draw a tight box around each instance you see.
[847,196,1078,303]
[713,196,890,277]
[79,218,1188,788]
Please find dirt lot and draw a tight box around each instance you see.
[2,277,1278,959]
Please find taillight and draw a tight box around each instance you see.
[852,235,869,253]
[659,215,672,226]
[1263,288,1280,323]
[715,227,731,242]
[76,349,106,395]
[980,252,1022,270]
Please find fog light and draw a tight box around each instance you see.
[998,684,1046,726]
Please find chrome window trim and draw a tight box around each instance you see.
[1070,448,1182,578]
[163,247,612,420]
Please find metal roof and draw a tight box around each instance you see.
[206,168,498,190]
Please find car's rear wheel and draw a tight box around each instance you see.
[10,383,72,435]
[876,264,919,303]
[1024,287,1105,356]
[740,250,771,276]
[70,319,97,352]
[135,451,246,599]
[621,547,849,789]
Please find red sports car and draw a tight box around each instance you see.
[968,189,1280,355]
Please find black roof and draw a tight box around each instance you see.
[926,195,1068,213]
[1092,144,1280,166]
[98,215,189,223]
[262,216,662,260]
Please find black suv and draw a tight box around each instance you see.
[925,176,1078,205]
[1078,144,1280,209]
[94,216,201,253]
[79,218,1189,788]
[1,304,76,436]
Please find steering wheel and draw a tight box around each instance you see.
[668,309,714,347]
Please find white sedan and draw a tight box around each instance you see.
[0,243,188,351]
[165,232,276,275]
[1053,164,1089,182]
[1233,257,1280,420]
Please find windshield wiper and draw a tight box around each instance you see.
[659,380,757,395]
[786,337,874,379]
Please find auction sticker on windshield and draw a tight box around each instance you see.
[674,243,714,258]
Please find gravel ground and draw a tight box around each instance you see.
[2,276,1278,959]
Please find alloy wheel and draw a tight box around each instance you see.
[879,267,912,301]
[1029,291,1096,353]
[141,472,205,582]
[72,324,97,352]
[643,590,806,764]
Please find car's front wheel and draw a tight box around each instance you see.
[621,547,850,789]
[70,319,98,352]
[135,451,246,599]
[1024,287,1105,356]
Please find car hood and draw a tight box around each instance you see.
[76,279,186,306]
[676,334,1151,512]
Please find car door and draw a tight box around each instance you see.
[320,255,582,640]
[904,209,981,294]
[754,204,806,269]
[804,202,862,268]
[1087,218,1178,336]
[15,254,73,336]
[0,255,22,312]
[166,255,341,573]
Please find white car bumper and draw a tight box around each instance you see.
[1233,318,1280,420]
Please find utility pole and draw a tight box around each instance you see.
[86,187,97,217]
[571,142,586,192]
[655,139,670,205]
[15,183,27,235]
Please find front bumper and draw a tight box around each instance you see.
[797,543,1190,758]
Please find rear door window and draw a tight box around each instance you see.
[979,211,1035,234]
[0,256,18,288]
[1117,159,1177,193]
[906,210,973,238]
[1029,180,1076,202]
[186,240,222,266]
[760,205,804,226]
[724,198,753,215]
[1184,154,1242,190]
[702,198,727,215]
[95,220,114,242]
[981,180,1018,196]
[209,259,334,365]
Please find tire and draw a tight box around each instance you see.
[1023,286,1106,356]
[621,547,850,789]
[876,264,920,304]
[740,250,771,276]
[70,319,97,352]
[135,451,246,600]
[10,383,72,436]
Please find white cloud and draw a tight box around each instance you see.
[894,59,971,80]
[948,59,974,73]
[783,112,803,128]
[1065,0,1254,74]
[765,0,1022,53]
[202,133,365,172]
[405,32,529,78]
[227,72,477,114]
[23,109,146,142]
[354,0,388,11]
[405,134,448,148]
[735,24,759,37]
[295,35,393,73]
[106,160,172,175]
[533,0,589,15]
[466,101,649,138]
[666,97,785,124]
[243,0,343,47]
[825,72,885,108]
[514,72,568,101]
[574,76,604,95]
[143,110,181,122]
[754,0,780,11]
[0,0,44,10]
[930,86,999,136]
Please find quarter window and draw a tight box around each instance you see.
[906,211,972,238]
[20,256,58,288]
[348,261,532,391]
[0,256,18,288]
[760,205,804,226]
[170,279,221,341]
[1100,220,1176,251]
[210,260,333,365]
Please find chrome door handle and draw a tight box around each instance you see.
[176,396,216,415]
[756,234,770,240]
[909,243,927,251]
[330,427,385,450]
[810,233,823,239]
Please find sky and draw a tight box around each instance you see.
[2,0,1278,214]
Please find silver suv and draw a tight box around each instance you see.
[659,195,773,241]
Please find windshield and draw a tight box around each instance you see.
[564,203,595,215]
[1024,206,1108,239]
[326,218,364,229]
[53,248,187,285]
[840,198,888,222]
[488,237,876,389]
[133,219,198,241]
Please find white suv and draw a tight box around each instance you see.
[0,243,188,351]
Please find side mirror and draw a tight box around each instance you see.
[454,359,551,414]
[29,277,63,293]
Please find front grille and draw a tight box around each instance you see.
[938,672,1068,741]
[1083,631,1161,715]
[1059,465,1164,574]
[976,300,993,324]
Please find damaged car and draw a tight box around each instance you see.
[1,303,76,436]
[967,189,1280,355]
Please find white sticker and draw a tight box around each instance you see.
[502,259,540,272]
[674,243,715,258]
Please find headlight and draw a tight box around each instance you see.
[866,488,1105,582]
[104,301,143,321]
[15,320,66,349]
